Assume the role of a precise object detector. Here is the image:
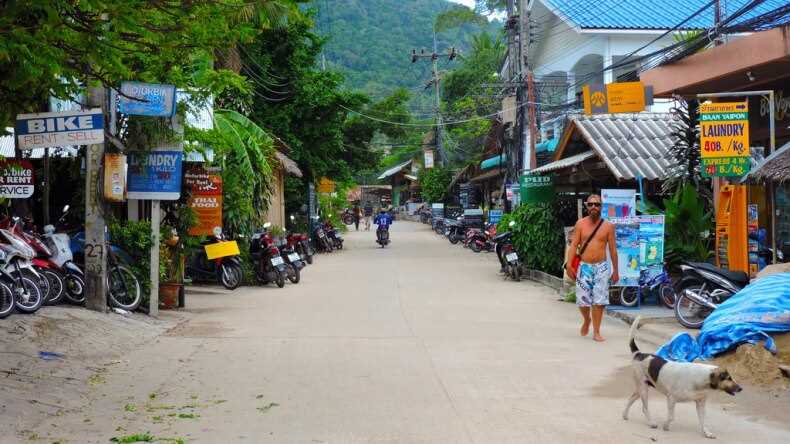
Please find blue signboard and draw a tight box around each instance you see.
[488,209,503,224]
[119,82,177,117]
[127,150,183,200]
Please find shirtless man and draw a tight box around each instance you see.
[566,194,619,342]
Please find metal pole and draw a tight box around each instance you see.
[149,200,160,317]
[432,32,446,167]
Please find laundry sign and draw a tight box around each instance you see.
[700,102,750,177]
[0,160,35,198]
[127,149,183,200]
[15,108,104,150]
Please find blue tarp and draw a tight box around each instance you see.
[656,273,790,362]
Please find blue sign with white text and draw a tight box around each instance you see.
[488,209,503,224]
[119,82,177,117]
[127,150,183,200]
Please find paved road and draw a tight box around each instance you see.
[31,222,790,443]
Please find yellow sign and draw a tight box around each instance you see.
[318,177,335,193]
[583,82,646,115]
[204,240,240,260]
[700,102,750,177]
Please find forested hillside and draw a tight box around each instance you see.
[314,0,501,106]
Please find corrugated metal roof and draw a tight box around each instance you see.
[743,141,790,183]
[377,159,412,180]
[570,113,676,181]
[527,151,596,175]
[542,0,786,30]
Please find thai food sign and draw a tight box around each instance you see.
[700,102,750,177]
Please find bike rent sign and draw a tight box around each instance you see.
[0,160,35,198]
[700,102,750,177]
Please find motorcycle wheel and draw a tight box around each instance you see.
[13,276,44,313]
[324,238,334,252]
[306,253,313,264]
[335,240,343,250]
[108,265,142,311]
[286,263,300,284]
[219,263,242,290]
[0,281,14,318]
[24,269,50,304]
[619,287,639,307]
[470,242,482,253]
[658,282,677,309]
[42,269,65,305]
[63,273,86,305]
[509,264,521,282]
[674,285,712,329]
[449,234,460,245]
[275,270,286,288]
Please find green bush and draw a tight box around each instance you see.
[108,219,167,306]
[418,167,453,203]
[664,184,713,268]
[509,203,565,276]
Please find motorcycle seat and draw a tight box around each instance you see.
[690,262,749,286]
[492,232,511,242]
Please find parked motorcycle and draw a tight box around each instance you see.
[0,217,55,304]
[446,217,465,245]
[0,242,43,315]
[467,223,497,253]
[674,262,749,329]
[288,215,313,265]
[323,221,344,250]
[186,227,243,290]
[341,208,355,226]
[41,206,85,305]
[313,219,334,253]
[250,223,288,288]
[493,221,521,281]
[278,238,304,284]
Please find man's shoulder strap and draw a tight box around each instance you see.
[579,218,604,256]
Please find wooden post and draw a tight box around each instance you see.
[43,148,50,225]
[84,86,108,312]
[149,200,160,317]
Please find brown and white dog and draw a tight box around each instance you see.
[623,316,742,439]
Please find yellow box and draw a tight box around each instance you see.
[204,240,240,260]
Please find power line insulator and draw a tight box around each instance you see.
[448,47,457,61]
[411,49,417,63]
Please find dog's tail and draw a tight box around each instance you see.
[629,316,642,354]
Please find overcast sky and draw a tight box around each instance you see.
[448,0,475,7]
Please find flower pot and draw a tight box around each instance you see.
[159,283,182,310]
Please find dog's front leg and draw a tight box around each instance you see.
[663,397,676,431]
[639,385,657,428]
[696,399,716,439]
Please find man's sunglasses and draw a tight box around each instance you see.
[586,202,601,207]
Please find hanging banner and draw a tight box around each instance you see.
[119,82,177,117]
[103,154,126,202]
[601,189,636,220]
[127,149,183,200]
[184,165,223,236]
[611,217,641,287]
[700,102,750,177]
[520,175,554,204]
[0,160,35,199]
[15,109,104,150]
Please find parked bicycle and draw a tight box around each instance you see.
[618,266,675,308]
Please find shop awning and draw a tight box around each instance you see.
[480,154,506,170]
[743,141,790,183]
[404,174,418,182]
[550,113,676,181]
[275,151,303,178]
[527,151,597,175]
[470,168,503,183]
[377,159,413,180]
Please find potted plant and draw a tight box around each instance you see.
[159,227,182,309]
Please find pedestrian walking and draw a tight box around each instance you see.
[565,194,619,342]
[363,202,373,230]
[353,204,362,231]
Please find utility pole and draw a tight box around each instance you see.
[84,86,108,312]
[520,0,537,171]
[411,33,457,167]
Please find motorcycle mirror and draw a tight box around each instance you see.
[62,205,70,213]
[263,222,272,229]
[457,216,463,221]
[212,226,222,238]
[509,221,516,227]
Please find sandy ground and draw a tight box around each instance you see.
[2,221,790,443]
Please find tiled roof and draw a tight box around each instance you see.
[543,0,786,30]
[377,160,412,180]
[528,151,596,175]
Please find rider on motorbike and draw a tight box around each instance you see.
[374,208,393,243]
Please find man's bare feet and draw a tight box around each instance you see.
[593,334,606,342]
[580,320,590,336]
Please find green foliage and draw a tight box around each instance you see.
[663,184,714,268]
[315,0,501,108]
[418,168,453,203]
[108,219,166,303]
[496,212,515,232]
[509,203,565,276]
[663,97,711,203]
[0,0,263,130]
[435,5,489,32]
